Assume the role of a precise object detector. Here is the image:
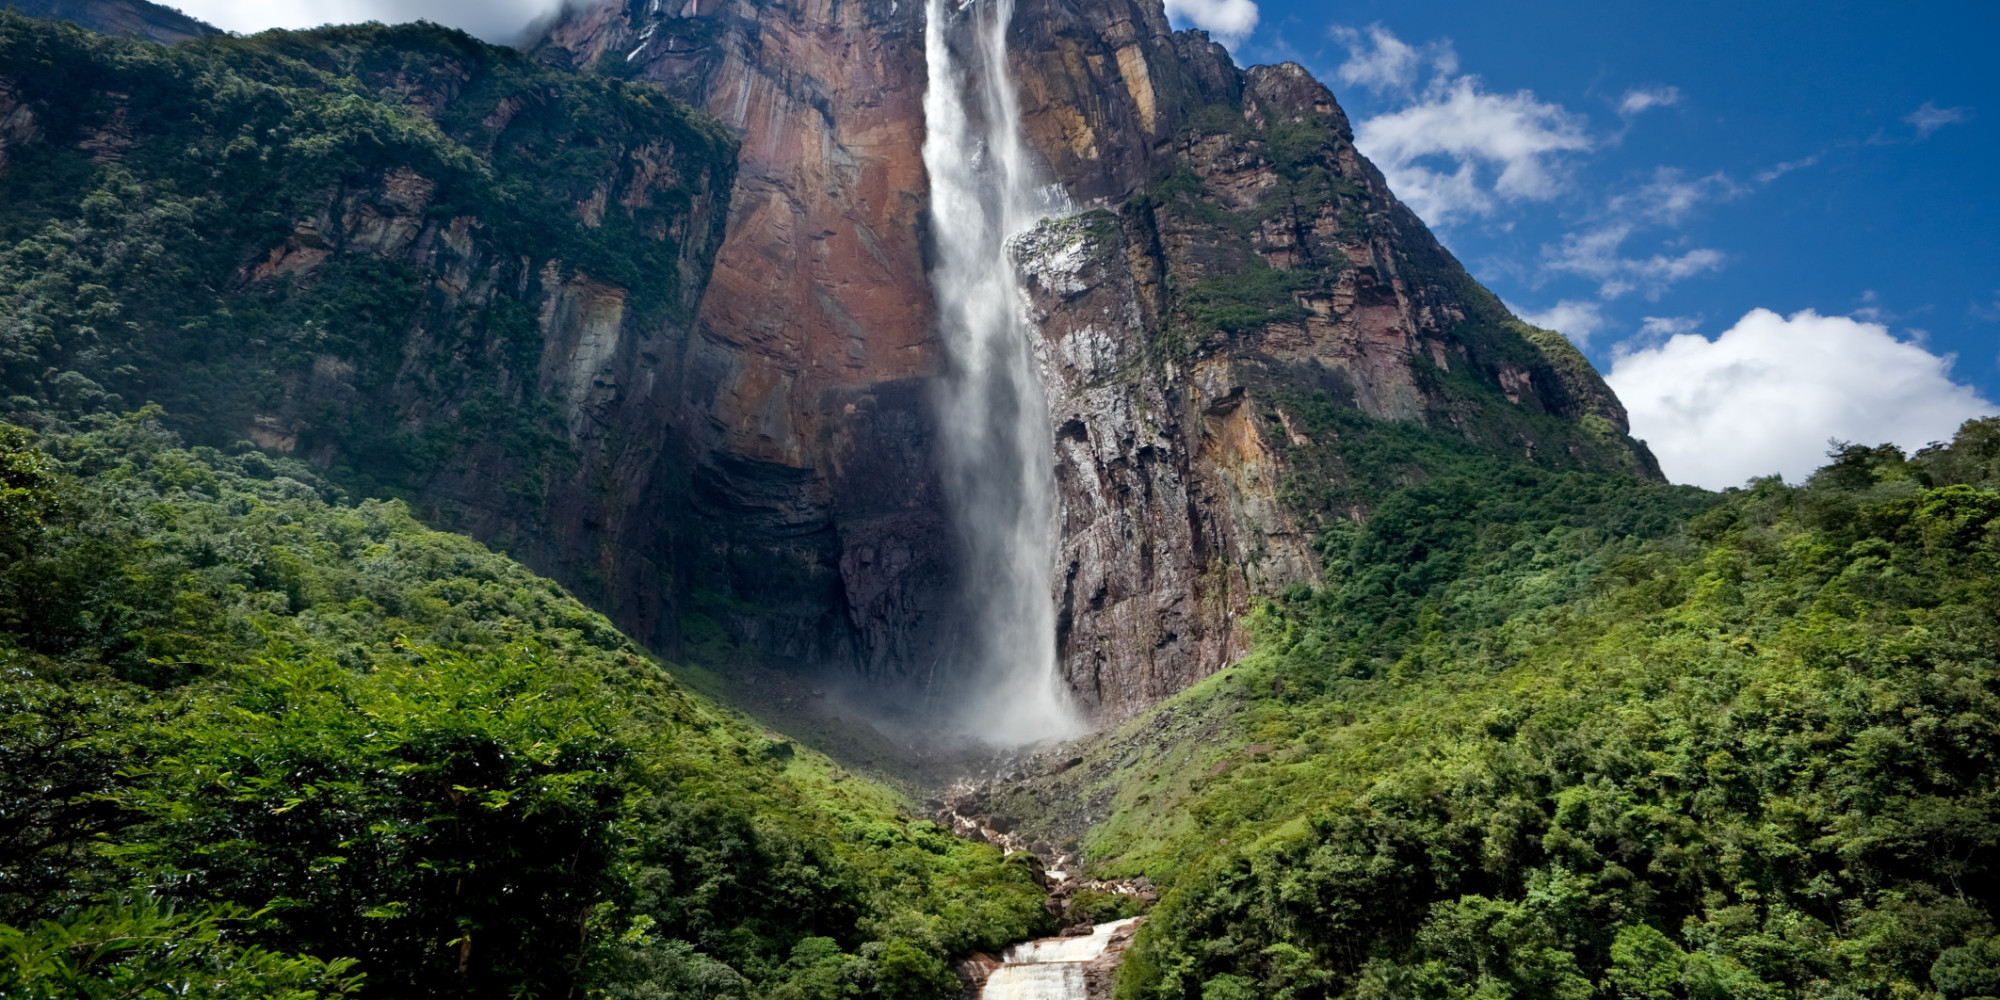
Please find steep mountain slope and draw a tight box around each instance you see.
[2,0,215,44]
[0,14,735,658]
[1,0,1664,733]
[0,0,1661,726]
[536,0,1658,719]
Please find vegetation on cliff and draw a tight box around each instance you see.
[0,11,733,497]
[0,411,1051,1000]
[1054,417,2000,1000]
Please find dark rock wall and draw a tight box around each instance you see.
[532,0,1660,721]
[539,0,964,680]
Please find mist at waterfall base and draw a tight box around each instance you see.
[920,0,1085,747]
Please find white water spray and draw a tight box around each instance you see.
[921,0,1082,744]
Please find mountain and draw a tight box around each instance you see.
[3,0,216,43]
[1,0,1659,727]
[536,0,1658,721]
[0,13,738,665]
[6,4,2000,1000]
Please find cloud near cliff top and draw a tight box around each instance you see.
[1165,0,1259,43]
[1332,26,1592,225]
[171,0,565,42]
[1606,308,1996,490]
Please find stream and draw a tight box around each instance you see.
[979,917,1143,1000]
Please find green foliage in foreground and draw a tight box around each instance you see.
[1099,419,2000,1000]
[0,411,1051,1000]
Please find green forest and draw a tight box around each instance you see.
[0,411,1050,1000]
[1061,420,2000,1000]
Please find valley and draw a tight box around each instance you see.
[1,2,1998,1000]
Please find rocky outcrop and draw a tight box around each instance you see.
[5,0,217,44]
[1003,61,1659,715]
[237,96,738,657]
[4,2,1659,727]
[531,0,1659,722]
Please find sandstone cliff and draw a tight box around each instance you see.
[536,0,1658,721]
[1,6,1659,729]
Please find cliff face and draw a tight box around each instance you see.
[2,4,1658,728]
[0,19,736,652]
[4,0,217,44]
[538,0,961,679]
[1006,59,1658,716]
[535,0,1658,721]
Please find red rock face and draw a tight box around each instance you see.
[541,0,966,678]
[537,0,1658,720]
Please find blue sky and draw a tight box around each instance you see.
[168,0,1998,487]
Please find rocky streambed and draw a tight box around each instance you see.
[962,917,1144,1000]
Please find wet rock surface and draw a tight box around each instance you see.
[531,0,1653,724]
[959,917,1146,1000]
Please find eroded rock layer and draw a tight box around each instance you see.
[1,2,1657,725]
[536,0,1656,720]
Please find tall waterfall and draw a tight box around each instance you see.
[921,0,1082,744]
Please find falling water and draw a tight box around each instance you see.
[921,0,1082,744]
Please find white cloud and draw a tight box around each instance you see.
[1904,101,1972,139]
[1635,315,1699,340]
[1543,225,1724,300]
[172,0,562,42]
[1755,155,1819,184]
[1352,75,1592,224]
[1606,308,1995,489]
[1610,168,1741,226]
[1166,0,1260,42]
[1617,86,1681,116]
[1330,23,1453,96]
[1512,299,1607,346]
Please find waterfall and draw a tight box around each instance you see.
[921,0,1082,744]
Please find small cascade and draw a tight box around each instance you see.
[919,0,1082,744]
[979,918,1144,1000]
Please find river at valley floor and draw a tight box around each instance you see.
[977,917,1143,1000]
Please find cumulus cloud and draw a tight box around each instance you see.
[1617,86,1681,116]
[1512,299,1607,346]
[1904,101,1972,139]
[1606,308,1995,489]
[1165,0,1259,42]
[172,0,562,42]
[1330,23,1453,97]
[1330,24,1590,225]
[1353,77,1592,224]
